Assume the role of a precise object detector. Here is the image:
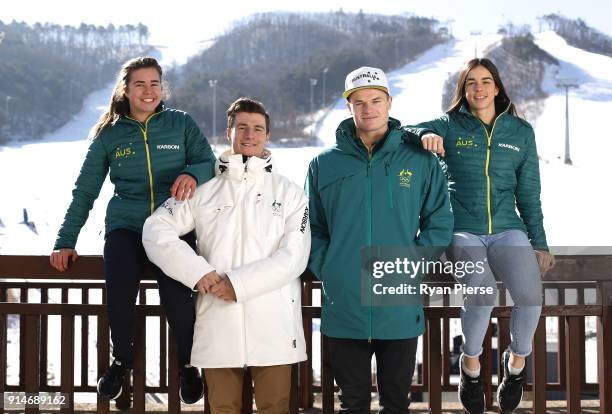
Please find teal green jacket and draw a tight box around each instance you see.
[403,104,548,250]
[54,108,216,249]
[305,118,453,340]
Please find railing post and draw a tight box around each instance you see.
[80,290,89,390]
[0,288,7,397]
[531,316,546,414]
[289,363,299,414]
[598,281,612,414]
[565,316,581,413]
[167,332,181,414]
[60,314,75,414]
[96,313,110,414]
[300,280,313,408]
[40,288,49,390]
[24,314,40,414]
[482,322,493,409]
[132,310,146,414]
[427,316,441,414]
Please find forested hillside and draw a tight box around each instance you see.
[167,11,448,141]
[441,33,558,122]
[0,21,151,144]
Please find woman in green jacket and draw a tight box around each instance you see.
[406,58,554,414]
[49,57,215,403]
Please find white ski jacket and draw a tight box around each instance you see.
[142,150,310,368]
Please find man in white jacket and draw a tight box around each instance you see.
[143,97,311,414]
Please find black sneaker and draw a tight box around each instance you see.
[97,360,130,400]
[179,365,204,404]
[458,358,485,414]
[497,348,524,413]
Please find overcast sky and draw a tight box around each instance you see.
[2,0,612,45]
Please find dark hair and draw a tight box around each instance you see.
[91,56,165,138]
[226,97,270,133]
[447,58,516,117]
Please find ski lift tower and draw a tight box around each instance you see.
[556,79,579,165]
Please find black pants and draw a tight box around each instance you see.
[103,228,196,367]
[327,337,418,414]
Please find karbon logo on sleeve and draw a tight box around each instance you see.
[157,144,180,150]
[498,142,520,152]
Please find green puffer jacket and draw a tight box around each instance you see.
[54,108,216,249]
[403,104,548,250]
[305,117,453,340]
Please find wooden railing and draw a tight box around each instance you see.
[0,255,611,413]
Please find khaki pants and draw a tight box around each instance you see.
[204,365,291,414]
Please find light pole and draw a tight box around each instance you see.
[322,68,329,107]
[556,81,578,165]
[208,80,218,142]
[309,78,318,114]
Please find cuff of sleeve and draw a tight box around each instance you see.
[420,130,435,138]
[185,260,216,291]
[226,270,248,303]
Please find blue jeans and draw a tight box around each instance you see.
[447,229,542,357]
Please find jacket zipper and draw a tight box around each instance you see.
[366,160,373,343]
[477,106,509,234]
[127,111,162,215]
[385,162,393,209]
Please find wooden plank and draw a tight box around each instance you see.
[427,317,441,414]
[565,316,581,414]
[482,323,493,409]
[20,288,28,389]
[81,290,89,389]
[598,281,612,414]
[0,306,7,401]
[40,288,48,389]
[0,255,160,280]
[289,363,299,414]
[442,295,450,387]
[132,312,146,414]
[0,303,163,316]
[300,281,313,408]
[159,315,167,388]
[531,317,546,414]
[558,288,566,388]
[24,314,40,414]
[167,332,180,414]
[60,314,75,414]
[96,313,110,413]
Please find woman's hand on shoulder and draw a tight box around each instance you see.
[171,174,197,201]
[50,248,79,272]
[421,133,445,157]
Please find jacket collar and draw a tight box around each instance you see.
[335,117,402,159]
[215,149,273,182]
[457,102,512,120]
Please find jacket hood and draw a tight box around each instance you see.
[216,149,273,181]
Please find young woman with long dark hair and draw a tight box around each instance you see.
[50,56,216,403]
[405,58,554,414]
